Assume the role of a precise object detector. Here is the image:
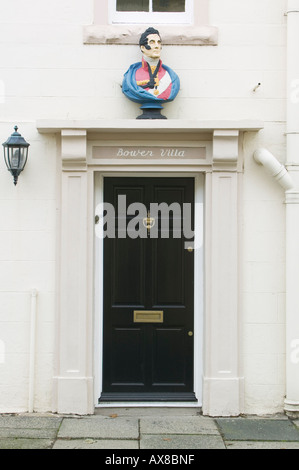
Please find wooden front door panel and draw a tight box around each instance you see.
[100,177,195,402]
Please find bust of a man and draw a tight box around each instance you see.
[122,27,180,119]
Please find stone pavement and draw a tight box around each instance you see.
[0,408,299,449]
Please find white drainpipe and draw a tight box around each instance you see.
[284,0,299,416]
[253,146,299,416]
[253,148,295,191]
[254,0,299,416]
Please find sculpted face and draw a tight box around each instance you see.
[141,33,162,60]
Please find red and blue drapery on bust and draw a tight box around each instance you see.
[122,28,180,119]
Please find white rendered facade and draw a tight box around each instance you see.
[0,0,298,416]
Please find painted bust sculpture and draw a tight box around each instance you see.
[122,27,180,119]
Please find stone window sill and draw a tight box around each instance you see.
[83,24,218,46]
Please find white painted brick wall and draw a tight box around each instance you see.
[0,0,289,413]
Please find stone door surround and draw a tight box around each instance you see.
[37,119,263,415]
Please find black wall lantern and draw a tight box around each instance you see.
[2,126,30,185]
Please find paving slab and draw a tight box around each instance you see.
[140,416,219,435]
[140,434,225,449]
[293,419,299,429]
[0,415,62,439]
[0,415,62,429]
[0,438,54,449]
[58,416,139,439]
[1,412,299,450]
[0,428,58,439]
[216,418,299,442]
[53,438,139,449]
[225,440,299,449]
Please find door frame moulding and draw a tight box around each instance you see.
[37,119,263,416]
[94,171,204,408]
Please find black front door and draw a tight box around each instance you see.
[100,177,195,402]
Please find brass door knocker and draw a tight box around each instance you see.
[143,211,155,235]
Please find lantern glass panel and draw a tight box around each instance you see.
[11,148,26,169]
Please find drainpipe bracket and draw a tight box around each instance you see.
[285,189,299,204]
